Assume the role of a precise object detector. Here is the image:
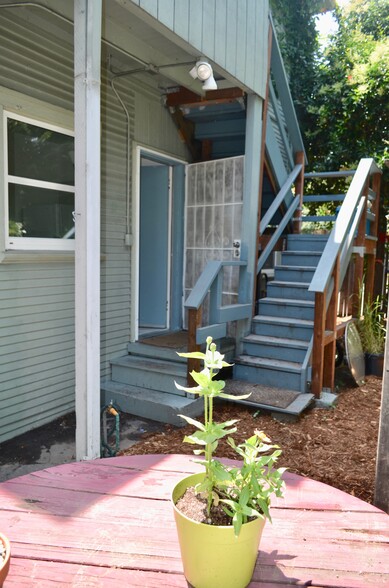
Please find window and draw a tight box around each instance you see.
[4,112,75,251]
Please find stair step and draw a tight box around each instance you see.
[267,280,314,301]
[274,265,316,283]
[237,355,302,371]
[252,315,313,341]
[111,355,187,395]
[101,380,203,426]
[258,297,314,320]
[128,341,187,364]
[281,251,322,267]
[287,234,328,252]
[243,334,309,362]
[234,355,303,391]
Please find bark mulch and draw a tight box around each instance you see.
[120,372,383,504]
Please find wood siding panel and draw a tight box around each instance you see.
[128,0,269,96]
[0,6,189,443]
[157,0,174,28]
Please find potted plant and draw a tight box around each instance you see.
[171,337,285,588]
[357,295,386,376]
[0,532,10,587]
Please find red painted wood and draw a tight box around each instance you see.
[0,454,388,587]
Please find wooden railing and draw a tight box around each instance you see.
[184,260,251,381]
[308,158,382,396]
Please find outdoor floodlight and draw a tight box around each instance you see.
[189,60,218,90]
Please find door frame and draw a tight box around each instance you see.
[131,144,186,342]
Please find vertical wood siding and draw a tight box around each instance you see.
[130,0,269,97]
[0,8,187,443]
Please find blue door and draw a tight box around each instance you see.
[139,161,170,330]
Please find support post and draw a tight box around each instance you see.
[374,314,389,513]
[235,94,263,349]
[74,0,102,461]
[187,308,202,384]
[311,291,326,397]
[351,186,368,318]
[293,151,305,234]
[365,172,382,300]
[323,257,340,390]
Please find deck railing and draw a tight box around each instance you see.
[308,158,382,396]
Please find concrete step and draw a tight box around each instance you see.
[234,355,303,391]
[101,380,203,427]
[257,297,315,321]
[287,234,328,252]
[274,265,316,283]
[243,333,309,363]
[252,315,313,341]
[267,280,314,301]
[281,251,322,267]
[111,355,187,395]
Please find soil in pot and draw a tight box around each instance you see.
[176,486,233,526]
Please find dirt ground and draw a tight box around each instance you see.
[121,370,383,504]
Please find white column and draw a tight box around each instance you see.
[74,0,102,460]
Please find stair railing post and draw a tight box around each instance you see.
[187,307,202,384]
[311,290,326,397]
[323,256,340,391]
[365,172,381,300]
[293,151,305,234]
[351,182,368,318]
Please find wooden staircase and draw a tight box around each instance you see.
[234,234,327,393]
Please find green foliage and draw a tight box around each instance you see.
[175,337,285,536]
[357,295,387,354]
[308,0,389,171]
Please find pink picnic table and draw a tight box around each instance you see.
[0,454,388,587]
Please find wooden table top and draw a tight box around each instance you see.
[0,454,388,587]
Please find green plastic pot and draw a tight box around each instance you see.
[172,473,265,588]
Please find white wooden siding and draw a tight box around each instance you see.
[129,0,269,97]
[0,7,188,443]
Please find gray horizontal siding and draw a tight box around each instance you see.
[0,7,190,443]
[130,0,269,97]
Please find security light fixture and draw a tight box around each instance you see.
[189,60,217,90]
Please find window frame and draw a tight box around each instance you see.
[4,110,75,251]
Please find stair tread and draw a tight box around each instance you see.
[259,297,314,307]
[224,380,314,415]
[253,315,314,326]
[283,250,322,255]
[112,355,186,375]
[101,380,198,408]
[270,280,311,288]
[237,355,302,371]
[276,264,317,270]
[244,334,309,348]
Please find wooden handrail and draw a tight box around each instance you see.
[309,158,381,296]
[309,158,381,396]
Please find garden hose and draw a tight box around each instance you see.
[101,402,120,457]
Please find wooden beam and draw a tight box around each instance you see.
[166,86,244,108]
[74,0,102,461]
[170,107,200,161]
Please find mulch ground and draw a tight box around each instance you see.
[121,371,383,504]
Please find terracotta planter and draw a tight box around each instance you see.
[172,473,265,588]
[0,533,10,588]
[365,353,384,377]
